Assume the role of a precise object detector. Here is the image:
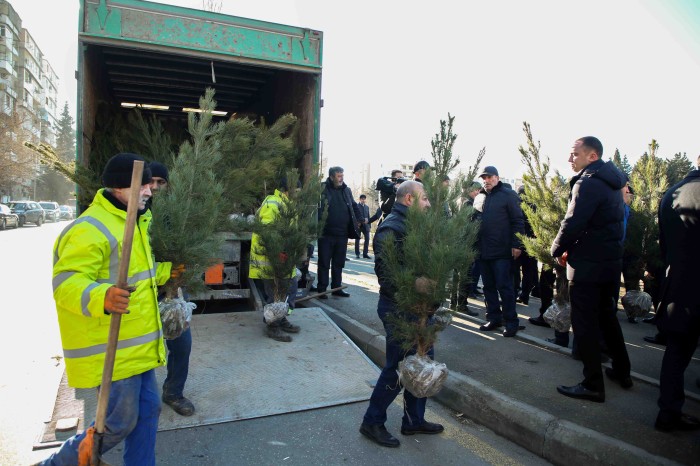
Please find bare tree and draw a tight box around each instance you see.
[0,106,39,198]
[202,0,222,12]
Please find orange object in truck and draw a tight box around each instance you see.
[204,263,225,285]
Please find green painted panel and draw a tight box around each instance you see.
[82,0,321,70]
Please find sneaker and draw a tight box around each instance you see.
[266,325,292,342]
[279,317,300,333]
[163,396,195,416]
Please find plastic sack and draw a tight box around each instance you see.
[621,290,652,318]
[431,307,453,331]
[543,301,571,333]
[159,288,196,340]
[263,301,289,323]
[399,354,449,398]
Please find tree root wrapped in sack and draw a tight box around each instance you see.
[159,288,196,340]
[263,301,289,323]
[399,354,449,398]
[543,301,571,333]
[621,290,653,319]
[431,308,453,331]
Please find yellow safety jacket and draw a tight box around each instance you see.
[52,189,171,388]
[248,190,294,280]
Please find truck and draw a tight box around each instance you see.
[77,0,323,301]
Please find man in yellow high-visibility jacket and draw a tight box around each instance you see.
[249,179,301,342]
[41,153,173,466]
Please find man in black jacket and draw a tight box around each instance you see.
[355,194,374,259]
[477,166,525,337]
[551,136,632,403]
[359,180,443,448]
[654,156,700,432]
[317,166,362,298]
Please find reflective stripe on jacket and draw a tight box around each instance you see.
[53,189,170,388]
[248,190,294,279]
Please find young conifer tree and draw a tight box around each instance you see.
[250,169,325,302]
[517,122,570,303]
[150,89,226,298]
[379,114,479,356]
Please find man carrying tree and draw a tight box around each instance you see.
[359,180,444,448]
[316,166,362,298]
[147,161,196,417]
[41,153,173,465]
[249,178,302,342]
[552,136,632,403]
[476,166,525,337]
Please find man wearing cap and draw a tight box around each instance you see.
[146,161,196,417]
[42,153,173,465]
[477,166,525,337]
[551,136,632,403]
[413,161,430,184]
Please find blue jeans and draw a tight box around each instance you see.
[481,258,519,331]
[363,295,434,428]
[163,327,192,401]
[42,370,160,466]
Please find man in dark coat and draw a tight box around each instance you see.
[477,166,525,337]
[359,181,444,448]
[654,156,700,432]
[317,166,362,298]
[551,136,632,403]
[355,194,374,259]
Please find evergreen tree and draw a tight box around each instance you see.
[611,148,632,176]
[150,89,226,298]
[381,114,479,357]
[250,169,325,301]
[665,152,693,186]
[35,104,76,202]
[517,122,570,303]
[628,140,667,284]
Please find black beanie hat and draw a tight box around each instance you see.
[149,161,169,182]
[101,153,153,188]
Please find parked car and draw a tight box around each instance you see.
[0,203,19,229]
[39,201,61,222]
[7,201,45,227]
[59,205,75,220]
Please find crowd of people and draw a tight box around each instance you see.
[39,142,699,462]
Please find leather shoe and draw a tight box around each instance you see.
[317,293,328,300]
[546,337,568,348]
[604,367,633,389]
[642,315,657,324]
[503,328,517,337]
[644,334,667,346]
[654,413,700,432]
[400,421,444,436]
[479,321,502,331]
[360,423,400,447]
[528,315,551,328]
[557,383,605,402]
[332,290,351,297]
[363,255,372,259]
[516,297,529,305]
[163,396,196,416]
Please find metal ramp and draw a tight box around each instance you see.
[36,308,379,447]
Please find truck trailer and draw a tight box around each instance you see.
[77,0,323,301]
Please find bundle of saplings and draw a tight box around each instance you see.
[381,114,479,398]
[250,169,325,322]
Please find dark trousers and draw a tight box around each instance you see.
[355,225,370,257]
[363,295,434,427]
[163,327,192,401]
[470,260,481,293]
[317,235,347,291]
[570,280,631,392]
[515,254,538,301]
[481,258,519,330]
[658,329,700,421]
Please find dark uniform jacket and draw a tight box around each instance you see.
[373,202,408,301]
[551,159,626,283]
[320,178,362,239]
[656,168,700,333]
[478,181,525,260]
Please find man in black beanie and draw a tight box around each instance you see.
[42,152,173,465]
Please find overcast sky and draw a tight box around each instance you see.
[15,0,700,184]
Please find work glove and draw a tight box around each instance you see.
[104,286,131,314]
[170,264,186,279]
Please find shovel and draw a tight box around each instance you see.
[77,161,145,466]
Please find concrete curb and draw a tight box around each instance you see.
[312,299,681,466]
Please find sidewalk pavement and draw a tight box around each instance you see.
[306,277,699,466]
